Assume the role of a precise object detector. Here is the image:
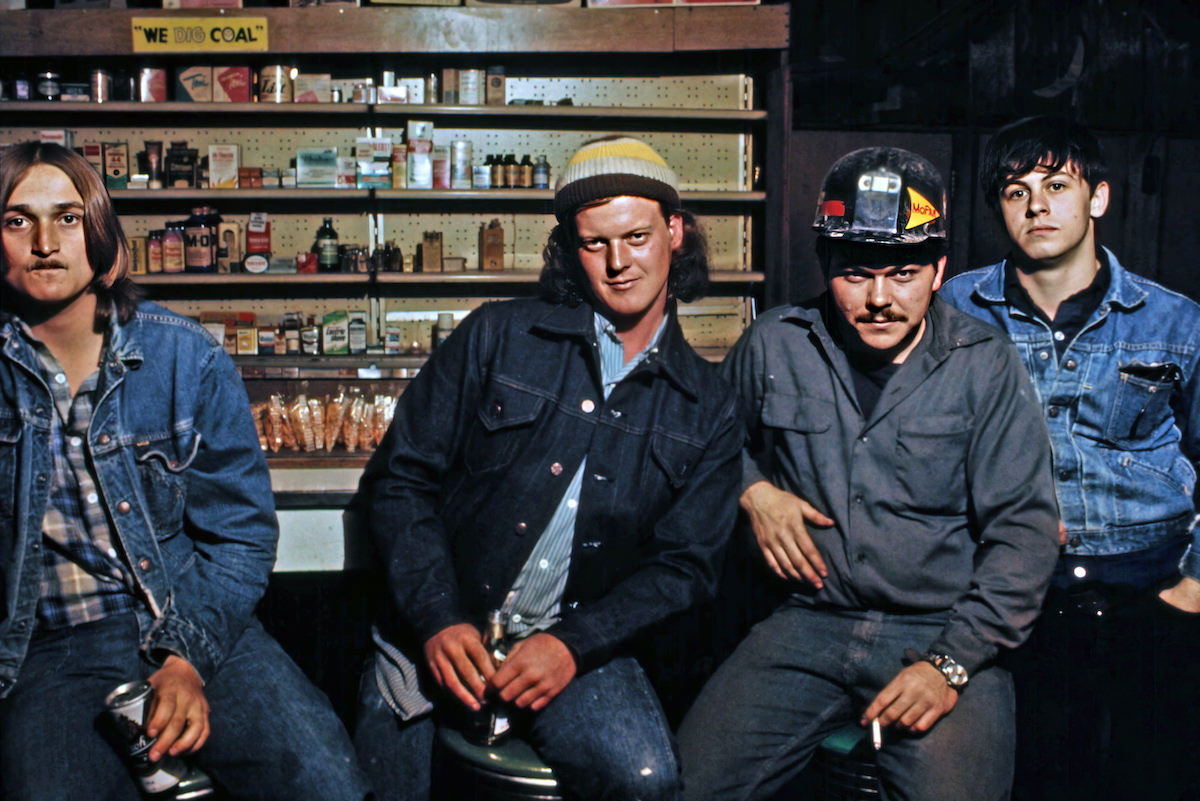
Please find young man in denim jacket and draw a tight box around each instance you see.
[353,137,742,801]
[0,142,370,801]
[940,115,1200,800]
[678,147,1060,801]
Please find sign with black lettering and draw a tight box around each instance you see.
[131,17,269,53]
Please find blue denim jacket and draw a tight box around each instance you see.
[941,250,1200,581]
[0,302,278,697]
[361,297,743,673]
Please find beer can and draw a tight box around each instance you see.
[104,680,215,798]
[105,680,156,754]
[459,69,484,105]
[138,68,168,102]
[90,69,112,103]
[258,65,293,103]
[36,72,60,101]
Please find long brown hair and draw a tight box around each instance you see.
[0,140,142,326]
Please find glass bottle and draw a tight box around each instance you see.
[518,154,533,188]
[184,207,214,273]
[162,222,185,274]
[502,154,519,190]
[314,217,339,273]
[532,155,551,190]
[466,610,512,746]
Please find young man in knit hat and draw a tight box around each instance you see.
[353,136,742,801]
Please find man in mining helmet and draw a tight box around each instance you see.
[677,146,1059,801]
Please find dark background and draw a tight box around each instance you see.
[783,0,1200,303]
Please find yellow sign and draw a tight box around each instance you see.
[906,187,941,229]
[131,17,268,53]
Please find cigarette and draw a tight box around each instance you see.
[871,717,882,751]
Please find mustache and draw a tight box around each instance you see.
[29,259,68,270]
[858,310,906,323]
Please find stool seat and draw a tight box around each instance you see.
[434,725,562,801]
[818,724,880,800]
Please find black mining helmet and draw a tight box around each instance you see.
[812,147,948,246]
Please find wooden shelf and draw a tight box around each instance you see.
[0,7,789,58]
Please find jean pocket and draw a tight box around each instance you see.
[1103,361,1180,447]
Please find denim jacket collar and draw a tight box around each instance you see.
[966,246,1148,315]
[529,300,701,400]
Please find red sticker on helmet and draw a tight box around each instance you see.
[820,200,846,217]
[906,188,940,229]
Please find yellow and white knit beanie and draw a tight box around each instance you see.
[553,136,680,222]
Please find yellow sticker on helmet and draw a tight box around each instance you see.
[906,187,940,229]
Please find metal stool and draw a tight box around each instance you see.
[817,724,881,800]
[433,725,562,801]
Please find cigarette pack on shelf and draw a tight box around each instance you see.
[466,0,579,5]
[586,0,671,6]
[368,0,461,5]
[213,67,253,102]
[176,67,213,102]
[293,73,332,103]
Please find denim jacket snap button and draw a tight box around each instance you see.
[515,522,528,536]
[139,559,152,571]
[550,462,563,476]
[581,399,596,413]
[118,501,131,514]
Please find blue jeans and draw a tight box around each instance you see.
[677,601,1015,801]
[0,614,371,801]
[355,655,680,801]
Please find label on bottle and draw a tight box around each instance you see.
[317,236,338,268]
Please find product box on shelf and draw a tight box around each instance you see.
[586,0,671,6]
[208,145,240,189]
[418,231,443,273]
[406,121,434,189]
[128,236,148,275]
[176,67,213,102]
[213,67,253,102]
[246,212,271,258]
[218,221,243,273]
[322,311,350,355]
[431,145,451,190]
[238,167,263,189]
[293,73,332,103]
[39,130,73,149]
[478,219,504,271]
[466,0,579,5]
[102,142,129,190]
[81,142,104,177]
[486,67,505,106]
[296,148,339,188]
[336,157,357,189]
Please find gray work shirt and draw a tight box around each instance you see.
[721,294,1060,673]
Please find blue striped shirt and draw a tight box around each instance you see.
[500,311,667,639]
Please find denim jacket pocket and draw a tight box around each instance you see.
[0,414,19,520]
[650,431,706,490]
[465,381,546,475]
[1102,362,1180,449]
[132,427,199,538]
[895,415,970,512]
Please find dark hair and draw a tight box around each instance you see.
[981,115,1109,211]
[539,203,709,306]
[814,236,948,275]
[0,140,142,326]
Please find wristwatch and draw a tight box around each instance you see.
[924,651,969,690]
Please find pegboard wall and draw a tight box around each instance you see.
[0,73,758,348]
